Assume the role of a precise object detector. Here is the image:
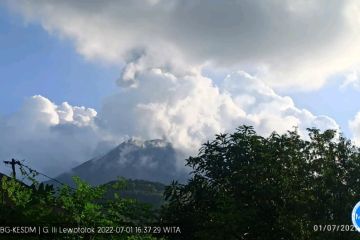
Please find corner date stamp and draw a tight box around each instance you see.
[313,225,356,232]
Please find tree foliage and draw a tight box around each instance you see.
[162,126,360,240]
[0,176,161,240]
[3,125,360,239]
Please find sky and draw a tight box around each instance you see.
[0,6,118,114]
[2,0,360,176]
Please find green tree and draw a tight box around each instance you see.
[162,126,360,240]
[0,176,162,240]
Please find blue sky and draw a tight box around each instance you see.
[287,77,360,137]
[1,3,357,136]
[2,1,360,175]
[0,6,118,115]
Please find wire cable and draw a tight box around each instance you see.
[3,159,76,190]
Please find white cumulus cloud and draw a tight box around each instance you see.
[6,0,360,90]
[99,69,339,155]
[1,0,349,176]
[0,71,340,176]
[0,95,118,176]
[349,112,360,145]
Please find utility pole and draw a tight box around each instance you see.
[3,158,21,179]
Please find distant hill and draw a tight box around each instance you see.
[0,171,165,208]
[43,139,190,207]
[0,172,8,180]
[46,139,187,187]
[102,178,166,208]
[0,172,28,187]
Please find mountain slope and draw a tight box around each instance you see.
[48,139,187,187]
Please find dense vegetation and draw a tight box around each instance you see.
[163,126,360,239]
[0,177,160,240]
[103,179,165,208]
[2,126,360,239]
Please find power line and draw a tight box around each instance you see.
[3,159,21,178]
[3,159,76,190]
[21,163,76,190]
